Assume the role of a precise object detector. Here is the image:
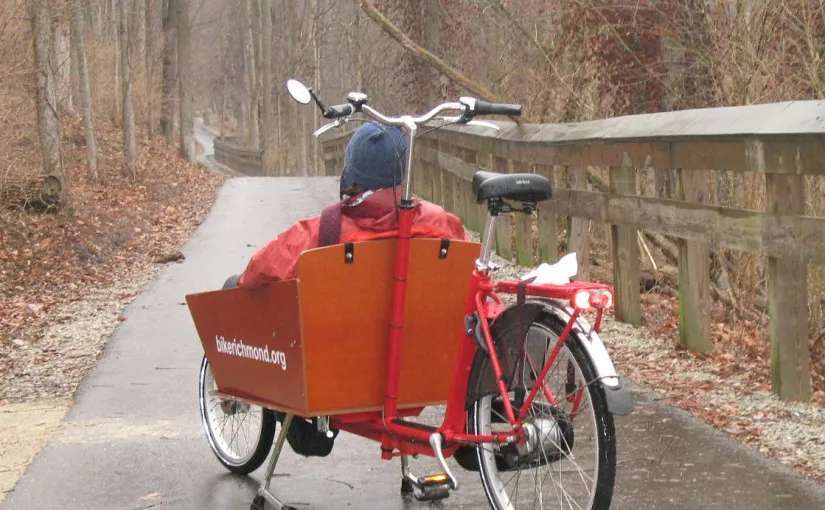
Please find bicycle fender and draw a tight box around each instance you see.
[528,298,633,416]
[464,303,544,408]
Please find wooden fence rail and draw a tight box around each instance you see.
[320,100,825,402]
[214,136,264,176]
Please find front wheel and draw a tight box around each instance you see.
[199,355,276,474]
[468,314,616,509]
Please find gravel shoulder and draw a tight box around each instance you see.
[0,402,69,502]
[0,274,155,503]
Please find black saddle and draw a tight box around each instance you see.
[471,171,552,204]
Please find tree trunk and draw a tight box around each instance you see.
[160,0,177,141]
[218,4,227,136]
[132,0,145,59]
[119,0,137,177]
[112,0,121,123]
[145,0,154,137]
[177,0,195,162]
[310,0,319,175]
[352,0,362,91]
[70,26,81,110]
[72,0,99,181]
[30,0,68,204]
[242,0,259,147]
[252,0,263,146]
[53,19,74,114]
[261,0,274,175]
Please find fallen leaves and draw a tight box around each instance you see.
[0,116,225,402]
[152,251,185,264]
[605,288,825,485]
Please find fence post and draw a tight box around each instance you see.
[766,173,810,401]
[462,148,485,231]
[535,164,558,264]
[677,168,711,352]
[451,150,466,224]
[440,143,456,215]
[567,166,590,281]
[610,163,641,325]
[414,143,429,201]
[492,155,514,261]
[431,139,443,205]
[457,147,479,232]
[513,160,535,267]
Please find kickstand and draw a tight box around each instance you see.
[250,414,298,510]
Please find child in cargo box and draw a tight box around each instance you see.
[224,122,467,457]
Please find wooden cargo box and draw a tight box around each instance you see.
[186,238,479,417]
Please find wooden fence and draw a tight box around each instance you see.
[214,136,264,176]
[319,101,825,402]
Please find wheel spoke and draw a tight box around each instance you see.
[472,319,615,509]
[199,358,272,471]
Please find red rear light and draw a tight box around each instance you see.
[590,289,613,309]
[573,290,591,310]
[571,289,613,310]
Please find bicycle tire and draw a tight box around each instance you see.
[199,355,276,474]
[467,312,616,509]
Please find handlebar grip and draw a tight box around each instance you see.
[474,100,522,117]
[324,103,354,119]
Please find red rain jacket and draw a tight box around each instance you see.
[237,188,468,288]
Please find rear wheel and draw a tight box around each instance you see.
[199,356,276,474]
[469,314,616,509]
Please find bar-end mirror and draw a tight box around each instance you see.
[286,79,311,105]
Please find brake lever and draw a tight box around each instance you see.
[313,118,346,137]
[466,120,500,131]
[433,115,462,123]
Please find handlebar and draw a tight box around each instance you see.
[359,102,465,128]
[323,103,354,119]
[299,81,523,203]
[464,98,523,117]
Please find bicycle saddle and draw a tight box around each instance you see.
[472,170,552,204]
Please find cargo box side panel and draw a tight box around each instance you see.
[186,280,307,413]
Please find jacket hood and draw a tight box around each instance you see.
[342,187,419,232]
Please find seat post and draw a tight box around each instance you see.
[477,211,498,271]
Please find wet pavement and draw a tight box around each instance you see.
[3,177,825,510]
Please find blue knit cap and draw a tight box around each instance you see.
[340,123,408,196]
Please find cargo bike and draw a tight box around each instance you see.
[186,80,633,510]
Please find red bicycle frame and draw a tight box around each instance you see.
[331,203,612,460]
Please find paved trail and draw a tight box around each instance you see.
[3,137,825,510]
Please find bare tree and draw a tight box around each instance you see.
[132,0,145,59]
[241,0,259,146]
[53,17,74,114]
[261,0,274,174]
[72,0,99,181]
[30,0,68,203]
[177,0,195,162]
[112,0,121,123]
[145,0,155,136]
[160,0,177,141]
[119,0,137,177]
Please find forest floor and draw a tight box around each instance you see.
[0,116,225,501]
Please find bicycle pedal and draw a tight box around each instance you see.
[411,474,451,502]
[414,481,451,502]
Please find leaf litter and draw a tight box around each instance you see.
[0,116,226,403]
